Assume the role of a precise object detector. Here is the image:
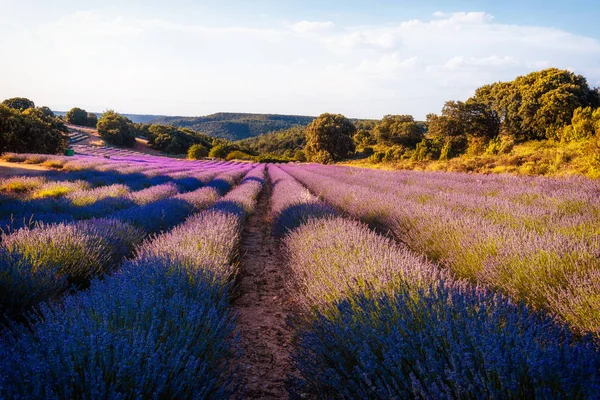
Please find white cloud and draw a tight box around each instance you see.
[0,9,599,119]
[288,20,335,33]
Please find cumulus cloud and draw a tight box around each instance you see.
[1,9,599,119]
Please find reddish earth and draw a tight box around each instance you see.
[66,124,167,157]
[233,174,297,399]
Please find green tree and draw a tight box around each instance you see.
[209,143,234,158]
[305,113,356,162]
[373,115,424,147]
[225,150,253,161]
[96,110,136,147]
[65,107,89,126]
[0,104,68,154]
[559,107,600,142]
[187,143,208,159]
[2,97,35,111]
[38,106,55,118]
[473,68,599,141]
[86,113,98,128]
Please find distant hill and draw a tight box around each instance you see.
[149,112,316,141]
[54,111,166,124]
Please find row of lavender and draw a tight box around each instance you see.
[1,163,265,398]
[268,164,600,398]
[0,156,253,321]
[280,164,600,337]
[0,153,244,230]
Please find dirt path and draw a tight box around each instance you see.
[233,173,296,399]
[0,161,51,178]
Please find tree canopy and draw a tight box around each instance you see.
[66,107,98,127]
[96,110,136,147]
[0,101,68,154]
[305,113,356,162]
[373,115,424,147]
[2,97,35,111]
[147,124,213,154]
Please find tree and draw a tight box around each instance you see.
[373,115,424,147]
[2,97,35,111]
[86,113,98,128]
[38,106,55,118]
[559,107,600,142]
[65,107,89,126]
[96,110,136,147]
[473,68,599,141]
[147,124,212,154]
[209,143,234,158]
[187,143,208,159]
[0,104,68,154]
[305,113,356,162]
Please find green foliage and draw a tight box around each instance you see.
[147,124,212,154]
[187,143,208,160]
[294,149,307,162]
[151,112,315,141]
[66,107,88,126]
[65,107,98,128]
[225,150,253,161]
[38,107,54,118]
[559,107,600,142]
[374,115,424,147]
[412,138,443,161]
[87,113,98,128]
[353,129,376,147]
[209,143,234,159]
[255,153,292,163]
[96,110,136,147]
[236,126,306,156]
[305,113,356,162]
[362,147,374,156]
[310,150,334,164]
[474,68,598,141]
[0,103,68,154]
[2,97,35,111]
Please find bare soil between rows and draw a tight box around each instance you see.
[232,174,297,399]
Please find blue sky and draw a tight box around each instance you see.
[2,0,600,119]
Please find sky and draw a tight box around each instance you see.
[1,0,600,119]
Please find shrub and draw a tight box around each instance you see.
[293,283,600,399]
[0,104,68,154]
[187,143,208,159]
[0,257,237,399]
[86,112,98,128]
[310,150,334,164]
[97,110,136,147]
[225,150,253,161]
[0,248,67,321]
[65,107,89,126]
[294,149,307,161]
[209,143,233,159]
[368,151,384,164]
[361,146,374,156]
[2,219,143,288]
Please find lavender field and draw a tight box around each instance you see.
[1,152,600,399]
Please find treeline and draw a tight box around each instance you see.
[151,112,315,141]
[239,68,600,170]
[0,98,68,155]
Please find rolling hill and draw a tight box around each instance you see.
[150,112,315,141]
